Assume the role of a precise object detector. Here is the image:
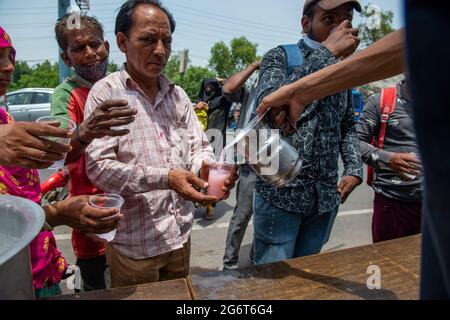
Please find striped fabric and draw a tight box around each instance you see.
[85,65,215,259]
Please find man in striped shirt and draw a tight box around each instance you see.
[85,0,237,288]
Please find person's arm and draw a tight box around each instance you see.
[51,85,137,165]
[356,94,393,168]
[357,94,421,178]
[340,91,364,179]
[256,45,338,107]
[84,90,170,196]
[223,61,261,102]
[258,29,405,128]
[338,91,363,203]
[0,122,71,169]
[44,195,122,234]
[84,85,218,204]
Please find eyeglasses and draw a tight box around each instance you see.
[303,0,322,16]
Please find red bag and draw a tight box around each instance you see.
[366,87,398,186]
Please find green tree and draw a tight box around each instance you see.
[9,61,32,91]
[108,61,119,73]
[209,37,259,78]
[358,2,395,47]
[164,52,216,101]
[9,60,59,91]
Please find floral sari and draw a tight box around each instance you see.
[0,108,67,297]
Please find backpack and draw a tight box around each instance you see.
[251,44,305,117]
[366,87,398,186]
[279,43,365,118]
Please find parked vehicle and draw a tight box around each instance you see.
[0,88,53,122]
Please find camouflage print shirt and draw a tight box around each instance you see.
[255,39,363,214]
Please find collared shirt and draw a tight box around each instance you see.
[255,39,363,214]
[85,65,215,259]
[357,81,422,202]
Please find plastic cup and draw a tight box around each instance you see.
[110,89,138,131]
[35,116,76,169]
[207,163,234,200]
[88,194,124,242]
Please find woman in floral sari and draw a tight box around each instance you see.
[0,26,69,297]
[0,26,122,298]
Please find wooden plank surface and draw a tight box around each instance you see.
[190,235,421,300]
[55,278,193,300]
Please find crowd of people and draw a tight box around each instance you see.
[0,0,449,300]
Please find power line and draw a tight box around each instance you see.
[176,18,294,44]
[165,1,300,33]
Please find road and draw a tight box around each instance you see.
[39,158,374,292]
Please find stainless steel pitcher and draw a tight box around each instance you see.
[233,112,302,188]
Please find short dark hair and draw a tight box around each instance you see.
[304,4,318,19]
[115,0,176,36]
[55,13,105,52]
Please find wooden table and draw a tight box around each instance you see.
[55,235,420,300]
[56,278,193,300]
[190,235,421,300]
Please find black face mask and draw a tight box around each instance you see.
[74,57,108,82]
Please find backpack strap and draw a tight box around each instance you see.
[377,87,398,149]
[279,44,304,76]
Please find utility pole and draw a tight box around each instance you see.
[57,0,90,83]
[179,49,189,86]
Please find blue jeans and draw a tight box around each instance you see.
[252,192,338,265]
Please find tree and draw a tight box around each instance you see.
[358,2,395,48]
[108,61,119,73]
[209,37,259,78]
[164,52,216,101]
[9,60,59,91]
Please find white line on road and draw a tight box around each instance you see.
[54,208,373,240]
[192,208,373,231]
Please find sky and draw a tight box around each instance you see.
[0,0,404,68]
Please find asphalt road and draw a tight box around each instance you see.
[39,163,374,293]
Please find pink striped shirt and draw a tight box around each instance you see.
[85,66,215,259]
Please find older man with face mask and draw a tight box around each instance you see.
[84,0,237,288]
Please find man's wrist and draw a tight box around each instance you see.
[74,126,91,146]
[43,203,61,229]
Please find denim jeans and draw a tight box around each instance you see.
[223,166,257,269]
[252,192,339,265]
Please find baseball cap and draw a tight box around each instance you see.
[303,0,362,15]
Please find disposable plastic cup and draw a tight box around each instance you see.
[35,116,76,169]
[207,163,234,200]
[88,194,124,242]
[110,89,138,131]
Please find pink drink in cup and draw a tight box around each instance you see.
[207,163,234,200]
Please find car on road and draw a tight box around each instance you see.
[0,88,53,122]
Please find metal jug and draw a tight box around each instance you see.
[230,112,302,188]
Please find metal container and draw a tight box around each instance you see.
[0,195,45,300]
[234,113,302,188]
